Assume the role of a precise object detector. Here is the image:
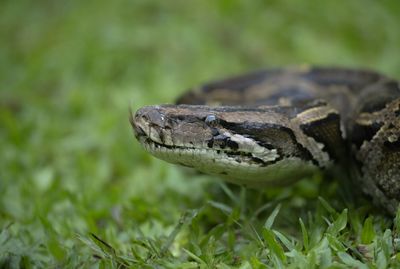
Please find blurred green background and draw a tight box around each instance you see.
[1,0,400,267]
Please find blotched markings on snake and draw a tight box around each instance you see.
[131,67,400,214]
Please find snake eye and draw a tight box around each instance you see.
[205,114,219,126]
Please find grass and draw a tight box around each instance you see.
[1,0,400,268]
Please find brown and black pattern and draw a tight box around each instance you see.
[132,66,400,214]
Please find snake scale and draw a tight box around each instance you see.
[131,67,400,214]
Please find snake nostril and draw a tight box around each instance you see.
[140,114,149,122]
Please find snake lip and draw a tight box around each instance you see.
[141,134,271,167]
[144,137,176,150]
[131,122,147,140]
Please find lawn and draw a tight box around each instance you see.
[1,0,400,268]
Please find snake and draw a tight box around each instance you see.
[131,67,400,214]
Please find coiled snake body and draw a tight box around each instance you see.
[131,67,400,214]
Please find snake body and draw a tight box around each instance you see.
[131,67,400,214]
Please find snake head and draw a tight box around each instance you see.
[131,104,332,186]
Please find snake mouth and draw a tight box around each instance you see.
[137,130,251,156]
[135,129,278,168]
[142,138,268,166]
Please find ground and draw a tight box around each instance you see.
[1,0,400,268]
